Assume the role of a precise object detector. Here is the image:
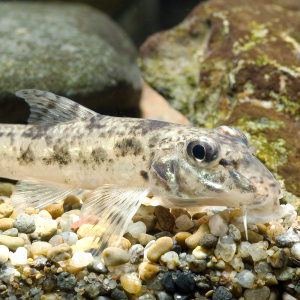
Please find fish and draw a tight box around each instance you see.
[0,89,291,256]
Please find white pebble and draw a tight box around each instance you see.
[238,242,251,258]
[209,212,229,236]
[10,247,27,266]
[38,210,52,219]
[71,251,93,268]
[291,243,300,260]
[282,292,297,300]
[160,251,180,269]
[0,245,9,263]
[175,215,194,231]
[236,269,255,288]
[126,221,147,238]
[60,232,78,246]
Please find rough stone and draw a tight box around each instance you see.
[175,273,196,294]
[0,203,13,219]
[132,214,157,232]
[47,243,72,262]
[0,2,141,125]
[268,248,290,268]
[212,286,232,300]
[14,214,35,233]
[102,247,130,266]
[2,228,18,237]
[140,0,300,204]
[0,218,14,231]
[56,272,76,291]
[0,183,14,197]
[228,224,241,244]
[154,206,175,232]
[200,234,218,249]
[161,271,176,292]
[275,228,300,248]
[216,235,236,262]
[244,286,270,300]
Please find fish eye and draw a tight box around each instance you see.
[186,138,219,166]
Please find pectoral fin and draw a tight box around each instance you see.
[10,180,75,209]
[79,184,149,258]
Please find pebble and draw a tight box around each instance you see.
[138,233,156,246]
[139,262,160,281]
[126,221,147,238]
[282,292,297,300]
[56,271,76,291]
[87,260,107,274]
[0,235,25,251]
[237,270,255,288]
[241,230,264,243]
[0,183,14,197]
[161,271,176,292]
[268,248,290,268]
[2,228,18,237]
[10,247,27,266]
[175,215,194,231]
[244,286,270,300]
[275,227,300,248]
[192,246,214,260]
[48,235,64,247]
[47,243,72,262]
[120,272,141,294]
[292,243,300,260]
[274,266,295,281]
[227,282,243,298]
[71,251,93,268]
[110,288,128,300]
[228,224,241,244]
[109,236,131,250]
[186,254,207,273]
[155,291,173,300]
[173,232,191,249]
[248,241,268,262]
[147,237,173,262]
[33,255,48,269]
[229,254,244,272]
[200,233,218,249]
[0,203,13,218]
[45,203,64,219]
[14,213,35,233]
[212,286,232,300]
[154,231,173,239]
[85,284,100,298]
[59,232,78,246]
[160,251,180,269]
[209,210,229,236]
[38,210,53,219]
[102,247,130,266]
[238,241,251,258]
[77,224,105,239]
[63,194,81,211]
[31,241,53,257]
[154,206,175,232]
[254,260,272,274]
[129,244,144,264]
[41,223,57,241]
[71,214,98,232]
[175,272,195,293]
[185,223,210,249]
[216,235,236,262]
[0,245,9,262]
[132,215,157,232]
[0,218,14,231]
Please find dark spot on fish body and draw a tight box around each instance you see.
[140,170,149,181]
[219,158,234,168]
[85,115,106,132]
[43,143,71,167]
[148,136,159,148]
[7,132,15,145]
[229,170,256,193]
[18,146,35,165]
[114,137,143,157]
[91,147,107,165]
[149,120,170,131]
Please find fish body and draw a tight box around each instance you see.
[0,90,291,256]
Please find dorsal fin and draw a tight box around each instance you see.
[16,89,98,125]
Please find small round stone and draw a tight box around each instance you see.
[175,215,194,231]
[212,286,232,300]
[127,221,147,238]
[0,203,13,218]
[85,284,100,298]
[2,228,18,237]
[0,218,14,231]
[110,288,129,300]
[154,206,175,232]
[185,223,210,249]
[120,273,141,294]
[138,233,155,246]
[138,262,160,281]
[0,235,25,251]
[147,237,173,262]
[0,245,9,262]
[44,204,64,219]
[161,271,176,292]
[56,271,76,291]
[173,232,191,249]
[109,236,131,250]
[275,228,300,248]
[244,286,270,300]
[41,223,57,241]
[59,232,78,246]
[237,270,255,288]
[31,242,53,258]
[160,251,180,269]
[200,234,218,249]
[175,273,196,294]
[209,211,229,236]
[71,251,93,268]
[129,244,144,264]
[132,215,157,232]
[216,235,236,262]
[10,246,27,266]
[14,214,35,233]
[102,247,130,266]
[48,235,64,247]
[228,224,241,244]
[47,243,72,262]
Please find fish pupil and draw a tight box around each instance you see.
[193,144,205,161]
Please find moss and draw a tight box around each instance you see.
[270,91,300,116]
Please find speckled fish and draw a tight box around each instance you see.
[1,89,290,256]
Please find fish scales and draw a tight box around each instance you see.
[0,89,292,257]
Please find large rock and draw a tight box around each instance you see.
[140,0,300,207]
[0,2,142,123]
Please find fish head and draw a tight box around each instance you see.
[149,125,286,223]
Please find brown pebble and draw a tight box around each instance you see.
[25,207,39,215]
[205,290,213,297]
[0,183,14,197]
[192,212,207,220]
[109,236,131,250]
[185,223,210,249]
[268,248,290,268]
[197,216,209,226]
[139,262,160,281]
[44,204,64,219]
[147,237,173,262]
[256,223,268,235]
[227,282,243,298]
[132,215,157,232]
[229,208,243,219]
[47,243,72,262]
[241,230,263,243]
[173,232,192,249]
[0,218,14,231]
[154,206,175,232]
[170,208,191,219]
[71,215,98,232]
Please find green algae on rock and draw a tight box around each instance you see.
[140,0,300,208]
[0,2,142,124]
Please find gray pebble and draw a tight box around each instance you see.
[87,261,108,274]
[228,224,241,244]
[129,244,144,264]
[155,291,173,300]
[2,228,18,237]
[186,254,207,273]
[275,228,300,248]
[213,286,232,300]
[154,231,173,239]
[56,271,76,291]
[200,234,218,249]
[94,297,111,300]
[85,284,100,298]
[110,288,128,300]
[14,214,35,233]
